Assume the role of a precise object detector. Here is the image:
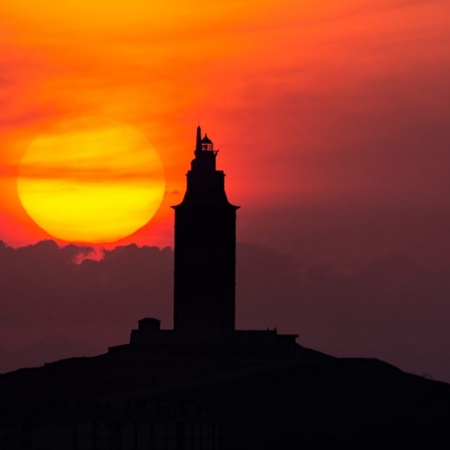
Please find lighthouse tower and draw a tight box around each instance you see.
[119,125,298,352]
[172,127,239,336]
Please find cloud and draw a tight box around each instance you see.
[0,241,173,344]
[1,241,450,383]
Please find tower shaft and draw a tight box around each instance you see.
[173,127,238,335]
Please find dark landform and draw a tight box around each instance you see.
[1,347,450,449]
[1,128,449,449]
[0,335,103,374]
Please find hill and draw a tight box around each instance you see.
[0,346,449,449]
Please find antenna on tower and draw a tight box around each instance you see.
[195,124,202,154]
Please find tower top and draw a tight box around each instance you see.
[195,126,217,157]
[173,126,237,208]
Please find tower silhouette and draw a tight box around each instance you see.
[173,126,239,335]
[124,125,297,348]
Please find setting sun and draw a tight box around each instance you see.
[17,117,165,243]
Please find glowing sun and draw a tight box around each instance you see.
[17,117,165,244]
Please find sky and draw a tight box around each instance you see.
[1,0,449,258]
[1,1,450,378]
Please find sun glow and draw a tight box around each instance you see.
[17,117,165,243]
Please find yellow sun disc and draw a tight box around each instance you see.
[17,117,165,243]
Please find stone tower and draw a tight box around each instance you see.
[173,127,239,336]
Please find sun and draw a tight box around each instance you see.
[17,117,165,244]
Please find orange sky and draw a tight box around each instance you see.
[1,0,449,256]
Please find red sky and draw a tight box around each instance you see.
[1,0,449,264]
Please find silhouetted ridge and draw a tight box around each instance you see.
[1,355,449,448]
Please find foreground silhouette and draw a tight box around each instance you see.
[0,128,449,449]
[111,126,300,353]
[1,353,450,449]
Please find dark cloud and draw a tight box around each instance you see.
[0,241,173,349]
[240,203,450,270]
[238,246,450,382]
[1,241,449,383]
[296,254,450,382]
